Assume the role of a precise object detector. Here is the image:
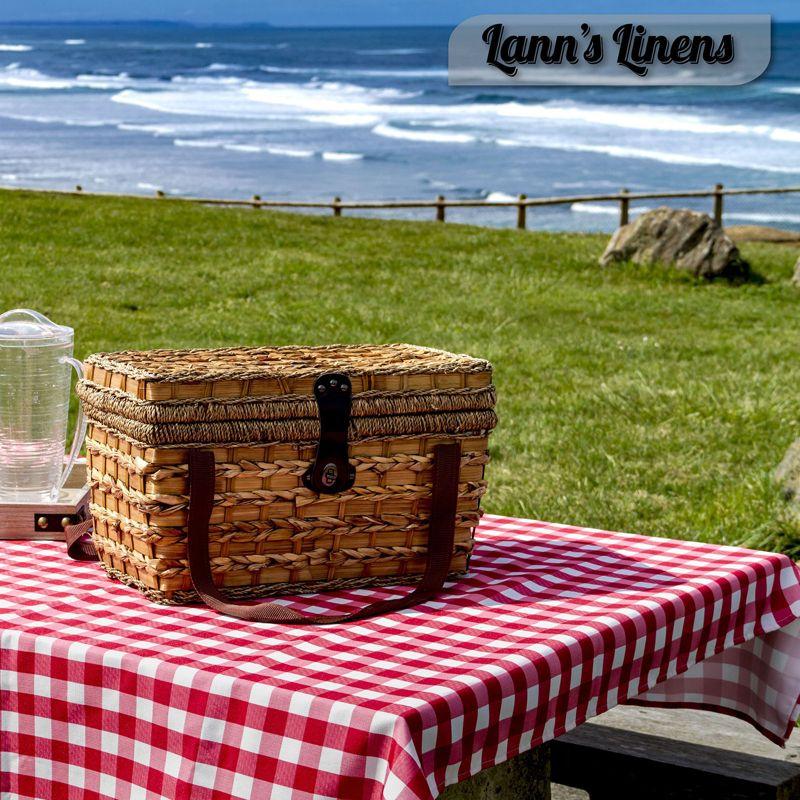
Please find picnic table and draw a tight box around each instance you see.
[1,514,799,800]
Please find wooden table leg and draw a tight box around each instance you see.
[437,744,551,799]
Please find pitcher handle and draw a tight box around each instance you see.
[59,357,87,493]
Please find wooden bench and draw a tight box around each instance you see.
[551,722,800,799]
[436,706,800,799]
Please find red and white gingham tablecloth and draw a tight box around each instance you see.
[2,514,800,800]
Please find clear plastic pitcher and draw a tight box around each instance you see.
[0,309,86,502]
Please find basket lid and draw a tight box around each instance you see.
[83,344,492,401]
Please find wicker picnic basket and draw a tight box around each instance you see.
[70,344,497,623]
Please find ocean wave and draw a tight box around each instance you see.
[571,202,653,216]
[485,191,517,202]
[173,138,225,148]
[493,100,770,137]
[495,136,800,174]
[174,137,317,159]
[303,113,381,126]
[0,66,74,89]
[372,122,475,143]
[572,205,800,225]
[322,151,363,162]
[725,211,800,225]
[0,64,155,91]
[64,39,85,45]
[0,112,119,127]
[265,145,314,158]
[109,76,800,152]
[122,120,275,136]
[260,64,446,79]
[0,44,32,52]
[356,48,429,55]
[195,42,213,49]
[171,74,248,86]
[203,62,243,72]
[101,75,800,175]
[74,72,137,89]
[112,79,416,120]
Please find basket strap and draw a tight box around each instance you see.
[186,442,462,625]
[65,516,99,562]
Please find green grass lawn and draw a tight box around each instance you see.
[2,188,798,556]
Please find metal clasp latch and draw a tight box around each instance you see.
[302,372,356,495]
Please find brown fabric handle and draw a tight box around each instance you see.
[65,516,98,562]
[187,441,462,625]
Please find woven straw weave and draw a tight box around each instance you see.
[79,344,496,604]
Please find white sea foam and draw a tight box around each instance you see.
[573,204,800,225]
[724,211,800,224]
[112,80,412,120]
[496,136,800,174]
[195,42,213,49]
[203,63,242,72]
[0,112,118,127]
[769,127,800,143]
[372,122,475,143]
[0,64,153,91]
[306,113,381,127]
[74,72,135,89]
[0,44,32,52]
[173,137,315,159]
[485,191,517,202]
[101,74,800,176]
[356,48,429,55]
[571,202,655,216]
[322,151,363,161]
[493,100,769,137]
[64,39,85,45]
[171,74,247,86]
[173,138,225,148]
[260,64,445,79]
[265,146,314,158]
[137,182,160,190]
[110,78,800,151]
[223,143,263,152]
[0,66,74,89]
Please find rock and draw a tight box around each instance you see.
[775,438,800,501]
[599,207,749,279]
[792,254,800,286]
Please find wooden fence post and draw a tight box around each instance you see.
[436,195,446,222]
[619,188,630,227]
[517,194,527,230]
[713,183,724,227]
[333,196,342,217]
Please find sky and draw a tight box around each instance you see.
[1,0,798,26]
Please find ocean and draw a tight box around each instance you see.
[0,22,799,230]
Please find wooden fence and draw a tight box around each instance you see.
[8,182,800,229]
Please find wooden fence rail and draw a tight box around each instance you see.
[7,182,800,230]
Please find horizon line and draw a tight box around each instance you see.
[3,17,800,27]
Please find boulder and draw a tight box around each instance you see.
[599,207,749,279]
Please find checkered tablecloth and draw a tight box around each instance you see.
[2,515,799,800]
